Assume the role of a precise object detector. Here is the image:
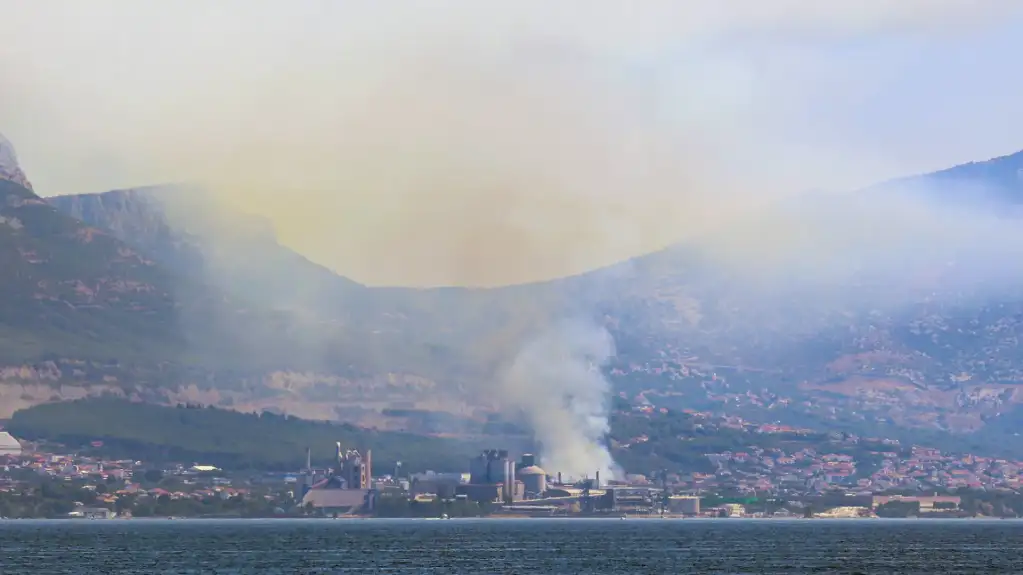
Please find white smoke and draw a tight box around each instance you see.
[501,320,621,480]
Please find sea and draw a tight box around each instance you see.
[0,518,1020,574]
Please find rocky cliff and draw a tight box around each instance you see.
[0,132,32,191]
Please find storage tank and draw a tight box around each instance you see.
[518,465,547,496]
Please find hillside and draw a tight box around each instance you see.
[5,398,483,472]
[2,178,174,362]
[584,149,1023,437]
[47,186,570,422]
[0,179,479,423]
[1,178,314,402]
[26,136,1023,446]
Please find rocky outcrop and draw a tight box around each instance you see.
[0,132,33,190]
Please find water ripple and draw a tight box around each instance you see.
[0,518,1020,574]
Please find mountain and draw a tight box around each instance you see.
[583,149,1023,436]
[17,127,1023,445]
[0,138,495,423]
[0,134,33,191]
[47,186,559,362]
[25,184,562,429]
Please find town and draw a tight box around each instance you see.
[2,423,1022,520]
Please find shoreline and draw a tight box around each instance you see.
[9,514,1017,522]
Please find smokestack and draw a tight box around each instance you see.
[510,460,514,502]
[557,471,562,485]
[305,447,312,472]
[502,460,508,503]
[336,442,342,467]
[595,470,600,488]
[508,459,516,502]
[364,449,373,488]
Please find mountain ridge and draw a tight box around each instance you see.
[10,131,1023,446]
[1,176,477,424]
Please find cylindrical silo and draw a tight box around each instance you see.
[518,465,547,496]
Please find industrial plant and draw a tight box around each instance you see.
[399,449,692,518]
[298,442,375,515]
[292,442,702,518]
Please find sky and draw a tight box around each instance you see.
[2,1,1023,287]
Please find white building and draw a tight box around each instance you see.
[0,432,22,457]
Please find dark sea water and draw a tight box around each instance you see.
[0,518,1020,574]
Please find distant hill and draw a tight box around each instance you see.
[45,186,573,425]
[22,137,1023,446]
[1,177,496,423]
[50,186,366,319]
[575,149,1023,438]
[0,177,198,366]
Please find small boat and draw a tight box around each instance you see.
[441,513,450,520]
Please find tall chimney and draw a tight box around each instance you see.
[305,447,312,472]
[557,471,562,485]
[595,470,600,488]
[507,459,515,502]
[506,460,513,503]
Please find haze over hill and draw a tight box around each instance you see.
[35,144,1023,469]
[9,120,1023,474]
[6,1,1023,476]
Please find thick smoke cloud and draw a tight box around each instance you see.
[501,321,621,480]
[2,1,1022,287]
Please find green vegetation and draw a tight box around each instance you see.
[7,398,478,473]
[959,492,1023,517]
[5,397,934,479]
[875,500,921,518]
[0,476,93,519]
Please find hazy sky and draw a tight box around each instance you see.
[2,1,1023,286]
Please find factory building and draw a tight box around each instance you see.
[410,472,469,498]
[464,449,524,503]
[469,449,512,485]
[335,443,372,489]
[599,487,659,514]
[300,442,375,515]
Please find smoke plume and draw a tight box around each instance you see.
[2,1,1022,288]
[3,1,1023,462]
[501,321,621,480]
